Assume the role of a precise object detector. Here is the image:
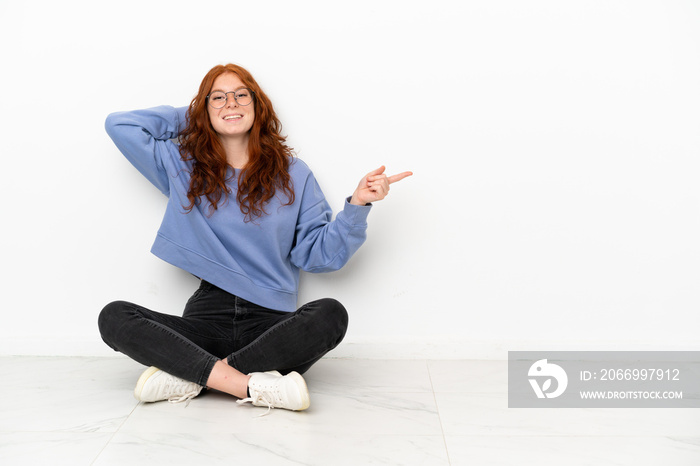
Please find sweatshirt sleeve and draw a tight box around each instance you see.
[105,106,189,195]
[290,171,372,273]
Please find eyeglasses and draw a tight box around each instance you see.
[207,89,254,109]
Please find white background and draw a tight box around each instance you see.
[1,0,698,358]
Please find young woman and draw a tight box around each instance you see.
[98,63,412,413]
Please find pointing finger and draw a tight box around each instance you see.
[387,171,413,184]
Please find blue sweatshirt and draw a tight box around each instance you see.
[105,106,371,311]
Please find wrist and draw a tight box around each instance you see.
[349,194,366,206]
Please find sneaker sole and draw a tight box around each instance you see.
[287,371,310,411]
[134,366,161,401]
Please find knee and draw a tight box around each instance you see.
[317,298,349,344]
[97,300,130,345]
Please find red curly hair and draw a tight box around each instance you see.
[179,64,294,220]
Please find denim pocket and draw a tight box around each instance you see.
[187,280,213,304]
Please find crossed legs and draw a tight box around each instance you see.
[98,281,348,401]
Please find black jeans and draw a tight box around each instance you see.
[98,280,348,386]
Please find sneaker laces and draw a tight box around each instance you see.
[162,380,202,407]
[167,390,200,407]
[236,393,273,417]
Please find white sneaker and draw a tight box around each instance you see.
[237,371,310,413]
[134,366,203,404]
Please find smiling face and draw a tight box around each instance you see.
[207,72,255,141]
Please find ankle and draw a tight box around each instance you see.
[206,361,251,399]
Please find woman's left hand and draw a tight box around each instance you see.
[350,166,413,206]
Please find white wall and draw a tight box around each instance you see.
[1,0,698,359]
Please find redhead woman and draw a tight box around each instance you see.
[98,63,412,413]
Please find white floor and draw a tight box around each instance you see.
[1,357,699,465]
